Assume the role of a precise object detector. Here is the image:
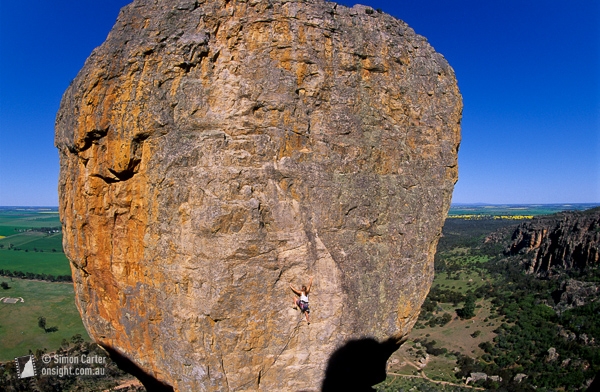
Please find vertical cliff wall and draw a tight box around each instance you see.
[55,0,461,390]
[505,208,600,275]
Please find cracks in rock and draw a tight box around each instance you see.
[272,267,284,289]
[175,61,198,73]
[71,260,90,277]
[81,266,90,277]
[211,48,220,64]
[345,205,358,216]
[69,127,109,154]
[78,156,90,167]
[90,173,119,184]
[207,314,228,323]
[82,128,109,151]
[109,161,141,181]
[260,316,304,384]
[88,132,149,185]
[175,34,211,74]
[90,157,142,184]
[221,357,230,391]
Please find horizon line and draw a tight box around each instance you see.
[2,202,600,209]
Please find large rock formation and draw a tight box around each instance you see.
[504,208,600,275]
[55,0,461,390]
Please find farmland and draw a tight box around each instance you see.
[448,203,599,217]
[0,278,89,362]
[0,207,83,362]
[0,207,70,276]
[0,208,137,392]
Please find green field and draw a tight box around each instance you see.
[0,278,89,361]
[0,208,83,362]
[0,232,63,251]
[0,249,71,276]
[0,208,61,236]
[0,207,70,276]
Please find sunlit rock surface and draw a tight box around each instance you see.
[55,0,461,390]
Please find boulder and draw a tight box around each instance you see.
[514,373,528,383]
[546,347,560,362]
[466,372,488,384]
[55,0,461,390]
[553,279,598,314]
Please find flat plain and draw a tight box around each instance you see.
[0,207,86,362]
[0,207,70,276]
[0,278,89,361]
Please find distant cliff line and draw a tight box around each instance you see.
[486,207,600,276]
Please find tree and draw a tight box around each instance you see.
[0,282,9,290]
[457,294,476,319]
[71,334,85,345]
[439,313,453,326]
[38,316,47,332]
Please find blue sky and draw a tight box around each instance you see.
[0,0,598,206]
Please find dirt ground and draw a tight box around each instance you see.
[388,297,503,384]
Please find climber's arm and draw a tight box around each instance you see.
[306,276,314,294]
[290,283,301,296]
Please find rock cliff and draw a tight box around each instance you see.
[504,208,600,275]
[552,279,598,314]
[55,0,461,390]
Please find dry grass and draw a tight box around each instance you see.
[388,295,504,385]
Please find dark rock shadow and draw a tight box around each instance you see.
[101,344,174,392]
[587,371,600,392]
[321,336,406,392]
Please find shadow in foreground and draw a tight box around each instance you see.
[587,371,600,392]
[101,344,174,392]
[321,336,406,392]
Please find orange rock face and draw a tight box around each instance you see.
[55,1,461,390]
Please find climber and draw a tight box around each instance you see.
[290,276,313,324]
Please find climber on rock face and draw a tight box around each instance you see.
[291,276,313,324]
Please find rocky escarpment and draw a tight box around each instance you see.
[552,278,598,314]
[494,208,600,275]
[55,0,461,391]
